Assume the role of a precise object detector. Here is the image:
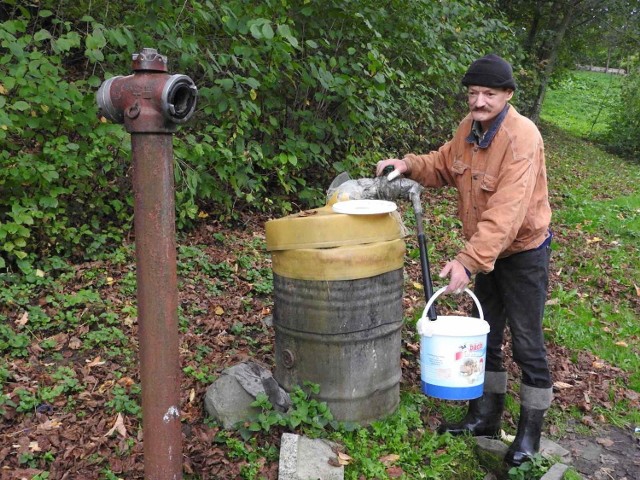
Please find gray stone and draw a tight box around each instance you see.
[278,433,299,479]
[204,361,292,429]
[204,374,259,429]
[226,361,291,412]
[476,436,509,457]
[540,463,571,480]
[474,437,509,479]
[599,453,619,465]
[541,437,573,464]
[475,436,575,479]
[576,442,602,462]
[278,432,344,480]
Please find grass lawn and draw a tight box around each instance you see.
[540,73,638,399]
[540,69,623,138]
[542,122,640,392]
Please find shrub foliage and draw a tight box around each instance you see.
[0,0,517,269]
[605,54,640,159]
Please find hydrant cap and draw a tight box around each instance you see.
[96,76,125,123]
[161,74,198,123]
[132,48,168,72]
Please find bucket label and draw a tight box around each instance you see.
[421,336,486,388]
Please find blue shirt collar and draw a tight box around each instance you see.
[465,104,510,148]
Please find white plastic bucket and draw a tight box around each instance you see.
[416,287,490,400]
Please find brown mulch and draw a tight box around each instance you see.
[1,212,639,479]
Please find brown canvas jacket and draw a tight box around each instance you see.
[403,105,551,274]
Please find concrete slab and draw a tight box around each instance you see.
[540,463,571,480]
[278,432,344,480]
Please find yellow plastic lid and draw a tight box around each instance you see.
[265,205,404,251]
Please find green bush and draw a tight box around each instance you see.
[150,0,516,215]
[0,13,131,271]
[605,55,640,158]
[1,0,521,269]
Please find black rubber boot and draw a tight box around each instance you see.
[504,406,546,466]
[437,392,505,437]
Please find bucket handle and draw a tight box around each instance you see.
[420,287,484,321]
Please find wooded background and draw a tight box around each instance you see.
[1,0,639,271]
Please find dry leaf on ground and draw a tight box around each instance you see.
[379,453,401,465]
[105,413,128,438]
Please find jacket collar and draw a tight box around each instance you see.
[465,104,510,148]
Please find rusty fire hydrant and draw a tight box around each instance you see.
[97,48,197,480]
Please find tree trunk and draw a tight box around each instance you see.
[525,3,543,54]
[529,2,577,123]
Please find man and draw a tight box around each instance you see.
[376,54,553,467]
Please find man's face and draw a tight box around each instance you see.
[467,86,514,128]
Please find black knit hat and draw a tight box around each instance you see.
[461,54,517,90]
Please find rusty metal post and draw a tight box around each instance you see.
[96,48,197,480]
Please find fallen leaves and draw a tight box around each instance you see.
[37,419,62,431]
[596,437,615,447]
[544,341,637,421]
[553,381,574,389]
[328,451,353,467]
[16,311,29,327]
[404,342,419,353]
[386,466,404,478]
[85,356,106,368]
[114,379,135,393]
[44,333,69,350]
[104,413,128,438]
[501,430,515,443]
[1,213,638,480]
[379,453,400,465]
[28,441,41,453]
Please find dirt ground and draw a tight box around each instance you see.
[1,214,639,479]
[558,423,640,480]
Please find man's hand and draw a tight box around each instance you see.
[375,159,408,177]
[439,259,470,294]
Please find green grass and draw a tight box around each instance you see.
[540,70,623,138]
[539,117,640,423]
[332,391,485,480]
